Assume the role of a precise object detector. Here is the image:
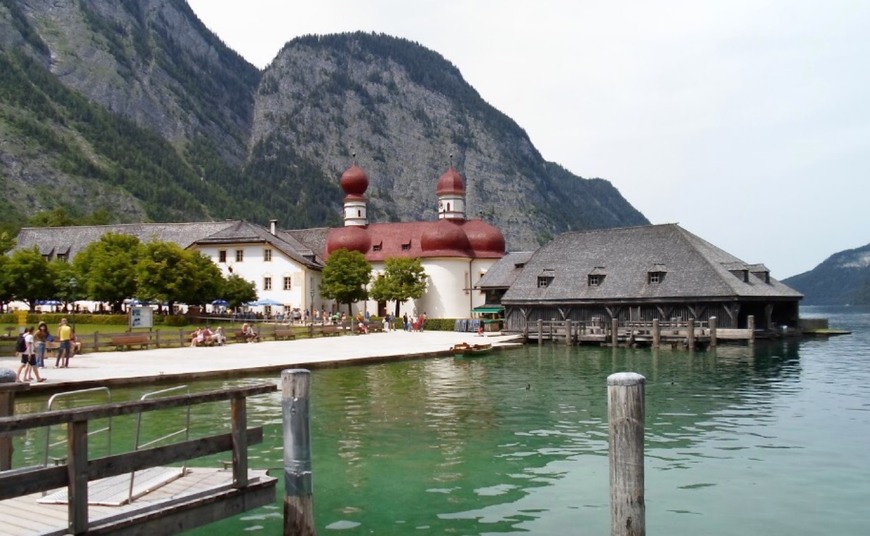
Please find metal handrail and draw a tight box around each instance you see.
[128,385,191,503]
[43,387,112,468]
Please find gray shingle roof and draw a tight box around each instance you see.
[14,222,240,260]
[502,224,802,303]
[14,221,324,269]
[476,251,534,289]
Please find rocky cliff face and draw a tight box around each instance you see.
[0,0,648,250]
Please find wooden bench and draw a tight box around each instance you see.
[45,340,82,357]
[368,321,385,333]
[319,325,341,336]
[273,328,296,340]
[235,330,260,343]
[109,334,150,350]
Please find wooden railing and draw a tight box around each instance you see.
[0,383,277,534]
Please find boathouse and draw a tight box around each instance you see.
[497,224,803,334]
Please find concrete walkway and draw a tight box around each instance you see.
[0,331,524,393]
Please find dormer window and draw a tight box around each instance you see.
[372,243,382,252]
[648,272,662,284]
[537,276,553,288]
[401,242,411,251]
[588,266,606,286]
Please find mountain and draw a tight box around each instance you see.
[0,0,648,249]
[783,243,870,305]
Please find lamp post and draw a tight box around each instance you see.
[309,277,315,336]
[68,277,78,331]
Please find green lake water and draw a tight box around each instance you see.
[11,305,870,535]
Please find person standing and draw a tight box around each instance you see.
[56,318,72,368]
[15,329,30,381]
[25,327,45,382]
[34,321,48,368]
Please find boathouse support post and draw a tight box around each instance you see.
[651,319,660,349]
[687,319,695,350]
[565,319,573,345]
[282,369,316,536]
[537,319,543,346]
[709,317,717,347]
[608,372,646,536]
[748,315,755,344]
[612,318,619,347]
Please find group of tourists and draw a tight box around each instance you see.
[189,326,226,347]
[16,317,76,383]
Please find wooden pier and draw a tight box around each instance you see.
[0,384,277,535]
[523,316,766,349]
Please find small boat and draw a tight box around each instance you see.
[451,342,493,357]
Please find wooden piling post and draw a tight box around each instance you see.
[709,316,717,347]
[565,319,573,345]
[608,372,646,536]
[612,318,619,347]
[282,369,316,536]
[0,380,29,471]
[537,319,543,346]
[651,319,660,349]
[748,315,755,344]
[687,318,695,350]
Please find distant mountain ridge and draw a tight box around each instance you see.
[0,0,648,249]
[783,242,870,305]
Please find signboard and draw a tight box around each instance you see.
[130,306,153,329]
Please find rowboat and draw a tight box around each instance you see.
[451,342,493,357]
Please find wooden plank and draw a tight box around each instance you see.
[0,384,276,433]
[0,427,263,500]
[0,469,276,536]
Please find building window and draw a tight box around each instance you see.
[218,250,227,263]
[57,254,68,263]
[264,249,272,262]
[373,243,382,252]
[235,250,244,263]
[588,274,604,286]
[283,277,292,290]
[401,242,411,251]
[648,272,663,284]
[264,277,272,290]
[537,276,553,288]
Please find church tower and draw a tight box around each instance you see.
[436,167,466,221]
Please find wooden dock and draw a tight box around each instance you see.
[523,317,767,349]
[0,384,278,535]
[0,467,275,535]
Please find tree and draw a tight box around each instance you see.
[320,249,371,315]
[222,274,257,310]
[4,247,56,311]
[74,233,142,312]
[136,241,194,312]
[369,257,428,317]
[176,250,224,307]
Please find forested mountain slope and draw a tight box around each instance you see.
[784,243,870,305]
[0,0,648,249]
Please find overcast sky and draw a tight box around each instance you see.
[187,0,869,279]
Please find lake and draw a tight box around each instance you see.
[12,306,870,534]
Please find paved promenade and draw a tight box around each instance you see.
[0,330,523,393]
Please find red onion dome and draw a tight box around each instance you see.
[436,167,465,195]
[421,219,472,254]
[326,226,371,255]
[340,164,369,196]
[463,220,506,254]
